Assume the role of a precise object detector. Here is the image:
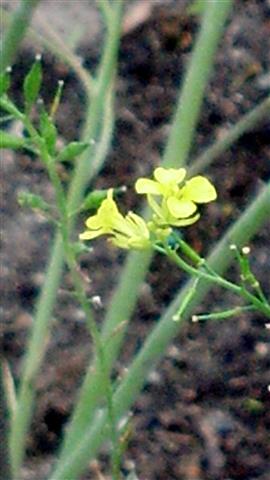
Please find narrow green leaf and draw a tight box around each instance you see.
[39,110,57,155]
[23,56,42,109]
[57,141,89,163]
[0,95,24,120]
[80,189,109,211]
[0,130,26,149]
[17,191,50,212]
[80,186,126,212]
[0,70,11,96]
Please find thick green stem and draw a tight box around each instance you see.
[0,0,40,72]
[163,0,232,167]
[50,181,270,480]
[58,0,234,461]
[8,2,124,477]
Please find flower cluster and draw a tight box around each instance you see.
[79,168,217,250]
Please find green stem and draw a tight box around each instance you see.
[8,2,123,477]
[0,361,12,480]
[1,6,95,96]
[161,246,270,318]
[163,0,233,167]
[49,180,270,480]
[46,159,120,480]
[58,0,234,462]
[189,95,270,176]
[0,0,40,72]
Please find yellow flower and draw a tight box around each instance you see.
[111,211,151,250]
[135,167,186,197]
[79,189,123,240]
[80,189,151,250]
[135,167,217,227]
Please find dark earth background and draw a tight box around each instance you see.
[1,0,270,479]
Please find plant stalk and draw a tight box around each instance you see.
[8,2,124,477]
[50,180,270,480]
[163,0,233,167]
[58,0,234,461]
[0,0,40,72]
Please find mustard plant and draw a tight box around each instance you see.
[1,1,270,480]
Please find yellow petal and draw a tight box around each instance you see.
[154,167,186,184]
[126,212,150,238]
[135,178,161,195]
[167,197,197,218]
[79,228,104,240]
[181,176,217,203]
[147,194,164,218]
[85,214,102,229]
[170,213,200,227]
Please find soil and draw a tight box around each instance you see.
[1,1,270,480]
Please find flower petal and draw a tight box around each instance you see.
[79,228,104,240]
[181,176,217,203]
[154,167,186,184]
[170,213,200,227]
[126,212,150,238]
[167,196,197,218]
[135,178,161,195]
[85,215,102,229]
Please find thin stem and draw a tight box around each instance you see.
[8,3,124,476]
[24,116,120,479]
[1,6,94,97]
[189,95,270,176]
[163,0,233,168]
[35,12,95,97]
[57,2,234,463]
[45,160,121,480]
[98,0,113,25]
[0,361,12,480]
[49,181,270,480]
[0,0,40,72]
[161,246,270,318]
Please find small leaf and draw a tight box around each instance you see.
[187,0,206,15]
[70,241,93,257]
[0,130,26,149]
[80,189,109,211]
[0,95,24,119]
[80,186,126,212]
[57,141,89,162]
[23,56,42,109]
[17,191,50,212]
[0,70,10,96]
[39,109,57,155]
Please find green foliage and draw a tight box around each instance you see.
[187,0,206,15]
[17,191,50,213]
[2,2,270,480]
[0,70,11,96]
[23,56,42,110]
[39,109,57,156]
[0,130,26,149]
[56,141,90,162]
[0,95,23,119]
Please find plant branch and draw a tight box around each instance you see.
[0,0,40,72]
[189,95,270,176]
[163,0,233,167]
[57,1,234,462]
[49,180,270,480]
[8,2,124,477]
